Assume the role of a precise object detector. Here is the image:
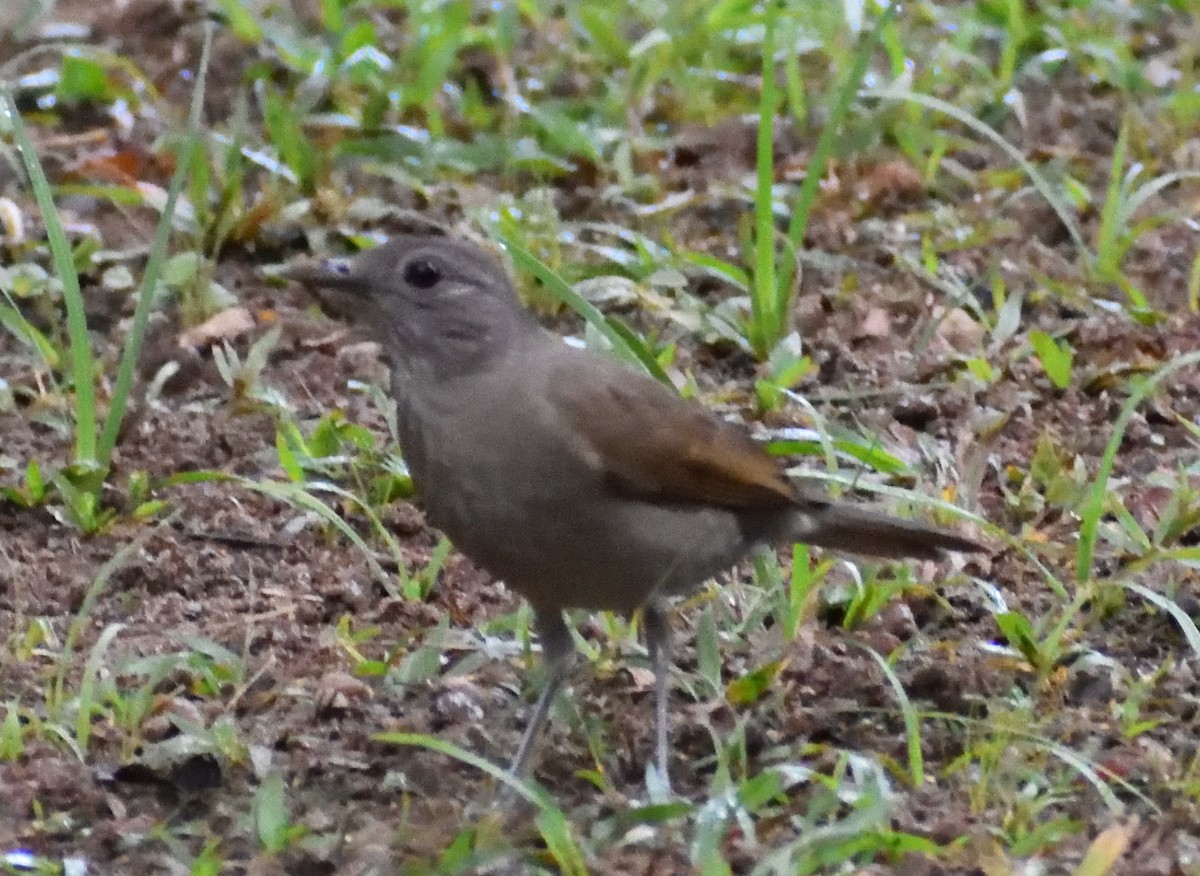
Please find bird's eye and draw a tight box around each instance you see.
[403,258,442,289]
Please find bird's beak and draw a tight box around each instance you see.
[278,258,364,293]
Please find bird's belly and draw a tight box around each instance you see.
[395,384,759,614]
[424,480,752,613]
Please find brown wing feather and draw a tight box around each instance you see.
[549,359,796,509]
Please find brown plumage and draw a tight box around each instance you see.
[282,235,986,788]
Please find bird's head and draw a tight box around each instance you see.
[281,235,534,378]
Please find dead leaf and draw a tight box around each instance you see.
[1073,819,1137,876]
[0,197,25,242]
[627,666,655,691]
[856,305,892,339]
[67,148,148,186]
[178,306,255,351]
[315,671,373,717]
[932,306,985,353]
[854,158,924,207]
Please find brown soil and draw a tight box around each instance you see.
[3,2,1199,874]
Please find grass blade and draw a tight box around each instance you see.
[98,23,215,465]
[1076,350,1200,583]
[866,83,1090,264]
[2,91,96,464]
[777,4,898,334]
[749,0,780,358]
[502,235,670,383]
[856,643,923,786]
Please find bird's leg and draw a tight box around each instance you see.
[509,608,573,778]
[643,599,673,791]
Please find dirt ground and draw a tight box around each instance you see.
[3,2,1200,874]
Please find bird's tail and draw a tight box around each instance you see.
[790,501,985,560]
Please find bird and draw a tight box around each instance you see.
[280,234,985,788]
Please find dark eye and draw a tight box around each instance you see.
[403,258,442,289]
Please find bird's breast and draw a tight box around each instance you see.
[387,360,763,614]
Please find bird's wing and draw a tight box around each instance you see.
[547,356,796,510]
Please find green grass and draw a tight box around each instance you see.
[0,25,214,532]
[3,1,1200,872]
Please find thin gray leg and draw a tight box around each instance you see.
[643,600,673,791]
[508,608,574,778]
